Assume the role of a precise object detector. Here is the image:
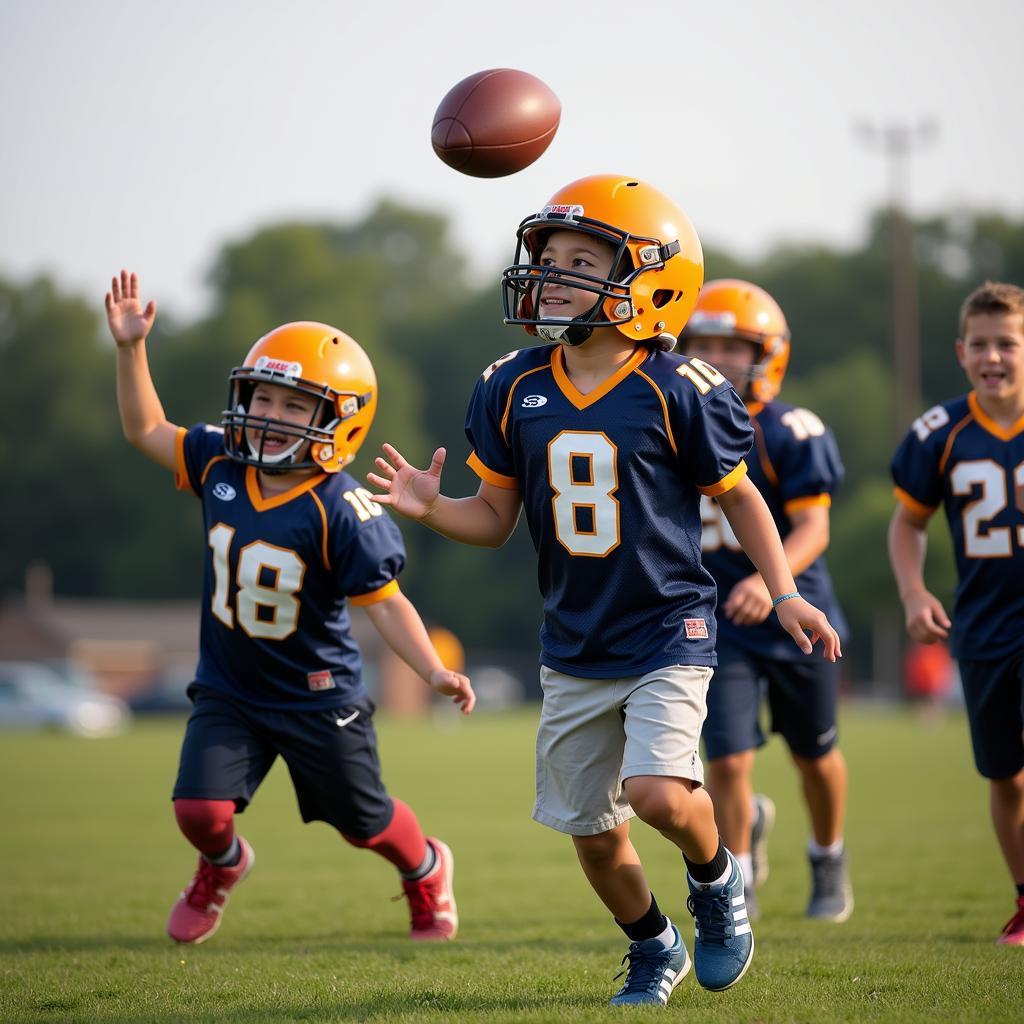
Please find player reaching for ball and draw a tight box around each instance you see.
[106,270,474,946]
[369,176,842,1005]
[888,281,1024,946]
[681,280,852,924]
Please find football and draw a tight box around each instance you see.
[431,68,561,178]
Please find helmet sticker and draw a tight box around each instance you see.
[541,204,585,221]
[254,355,303,377]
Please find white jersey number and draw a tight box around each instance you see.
[950,459,1024,558]
[548,431,620,557]
[700,495,742,553]
[208,524,307,639]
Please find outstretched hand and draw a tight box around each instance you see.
[367,444,446,521]
[774,596,843,662]
[105,270,156,347]
[429,668,476,715]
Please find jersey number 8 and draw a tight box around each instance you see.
[548,431,620,557]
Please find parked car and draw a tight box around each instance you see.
[0,661,131,737]
[127,666,194,715]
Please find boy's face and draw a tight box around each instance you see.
[246,382,321,461]
[537,230,618,322]
[956,312,1024,405]
[682,335,759,395]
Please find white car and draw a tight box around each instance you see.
[0,661,131,737]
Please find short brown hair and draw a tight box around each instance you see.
[959,280,1024,336]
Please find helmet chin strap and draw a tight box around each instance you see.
[536,318,593,346]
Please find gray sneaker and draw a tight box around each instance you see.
[750,794,776,890]
[806,850,854,922]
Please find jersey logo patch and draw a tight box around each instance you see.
[684,618,709,639]
[307,670,336,691]
[522,394,548,408]
[212,483,236,501]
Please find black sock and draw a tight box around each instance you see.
[684,839,729,885]
[1016,883,1024,899]
[400,841,437,881]
[616,893,667,943]
[204,836,241,867]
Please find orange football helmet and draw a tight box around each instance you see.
[223,321,377,472]
[501,174,704,347]
[680,279,791,402]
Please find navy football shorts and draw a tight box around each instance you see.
[172,684,393,838]
[702,646,840,761]
[957,652,1024,780]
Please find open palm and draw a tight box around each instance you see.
[105,270,156,347]
[367,443,446,521]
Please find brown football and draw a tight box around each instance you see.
[431,69,561,178]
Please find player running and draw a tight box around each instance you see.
[369,176,842,1005]
[106,270,473,945]
[889,280,1024,946]
[681,280,852,923]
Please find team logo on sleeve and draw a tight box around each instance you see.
[307,670,337,691]
[212,482,236,501]
[684,618,709,639]
[522,394,548,408]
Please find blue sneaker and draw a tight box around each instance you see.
[686,850,754,991]
[609,923,691,1006]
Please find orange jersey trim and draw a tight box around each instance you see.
[173,426,192,492]
[967,391,1024,442]
[937,409,975,474]
[349,579,400,607]
[551,345,648,410]
[466,451,519,490]
[308,489,331,571]
[783,494,832,515]
[751,418,779,487]
[245,467,328,512]
[699,459,749,497]
[634,368,678,456]
[499,362,551,441]
[893,486,936,519]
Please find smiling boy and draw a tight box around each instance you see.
[888,281,1024,946]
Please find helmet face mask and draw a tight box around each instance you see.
[221,323,377,474]
[501,175,703,348]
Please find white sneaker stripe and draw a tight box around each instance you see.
[735,922,752,935]
[734,909,748,922]
[731,895,745,907]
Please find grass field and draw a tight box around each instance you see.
[1,704,1022,1023]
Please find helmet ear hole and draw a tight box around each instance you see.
[652,289,673,309]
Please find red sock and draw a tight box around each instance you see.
[341,797,428,874]
[174,798,236,857]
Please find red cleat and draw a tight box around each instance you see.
[167,837,255,944]
[996,896,1024,946]
[402,838,458,940]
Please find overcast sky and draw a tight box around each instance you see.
[2,0,1022,319]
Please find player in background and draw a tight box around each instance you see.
[368,176,842,1005]
[681,281,852,923]
[106,271,474,946]
[888,280,1024,946]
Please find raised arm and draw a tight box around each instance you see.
[887,503,951,643]
[106,270,179,471]
[368,443,522,548]
[717,476,842,661]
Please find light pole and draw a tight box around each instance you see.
[855,119,937,439]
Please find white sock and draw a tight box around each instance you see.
[653,917,676,948]
[808,837,844,859]
[689,862,732,888]
[736,852,754,888]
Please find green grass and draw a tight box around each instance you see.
[1,704,1021,1023]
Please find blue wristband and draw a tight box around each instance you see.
[772,591,800,608]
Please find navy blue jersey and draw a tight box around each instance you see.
[701,401,848,661]
[464,344,753,678]
[174,424,405,709]
[891,392,1024,660]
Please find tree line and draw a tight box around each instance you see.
[3,201,1023,682]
